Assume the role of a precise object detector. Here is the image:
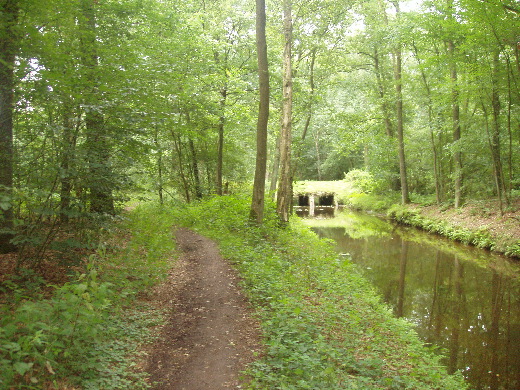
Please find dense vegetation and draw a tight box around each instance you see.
[2,200,470,388]
[1,0,518,388]
[1,0,519,255]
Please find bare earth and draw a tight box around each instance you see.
[145,228,262,390]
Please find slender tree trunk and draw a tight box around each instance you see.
[153,126,164,204]
[172,132,191,203]
[449,40,463,208]
[412,43,441,204]
[506,55,513,198]
[314,129,322,180]
[374,47,393,138]
[250,0,269,223]
[447,0,463,208]
[216,87,227,195]
[59,103,79,221]
[276,0,293,223]
[80,0,114,215]
[0,0,19,253]
[290,47,317,184]
[392,2,409,204]
[189,137,203,199]
[490,50,508,209]
[301,47,317,142]
[269,126,281,196]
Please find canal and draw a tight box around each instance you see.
[301,208,520,390]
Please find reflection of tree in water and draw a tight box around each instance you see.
[312,216,520,390]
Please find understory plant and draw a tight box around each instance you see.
[172,195,468,390]
[0,206,174,389]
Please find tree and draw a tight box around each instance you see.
[80,0,115,215]
[446,0,463,208]
[391,1,410,204]
[250,0,269,223]
[0,0,20,253]
[276,0,293,223]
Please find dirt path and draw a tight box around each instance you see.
[145,228,261,390]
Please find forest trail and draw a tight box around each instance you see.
[145,228,262,390]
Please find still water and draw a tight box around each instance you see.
[305,209,520,390]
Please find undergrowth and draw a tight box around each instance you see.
[169,195,468,390]
[0,207,174,389]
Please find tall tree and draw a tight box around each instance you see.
[446,0,463,208]
[391,0,410,204]
[276,0,293,223]
[250,0,269,223]
[0,0,19,253]
[80,0,114,215]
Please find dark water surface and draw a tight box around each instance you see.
[307,210,520,390]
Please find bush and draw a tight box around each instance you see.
[344,169,378,194]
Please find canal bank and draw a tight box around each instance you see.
[386,199,520,258]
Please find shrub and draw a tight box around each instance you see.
[344,169,378,194]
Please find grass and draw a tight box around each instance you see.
[168,195,468,389]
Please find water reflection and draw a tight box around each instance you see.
[295,205,336,218]
[311,212,520,390]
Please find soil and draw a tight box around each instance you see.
[144,228,262,390]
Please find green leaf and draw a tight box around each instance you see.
[13,361,33,376]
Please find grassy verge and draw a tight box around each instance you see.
[387,203,520,258]
[170,195,468,390]
[339,186,520,259]
[0,207,176,389]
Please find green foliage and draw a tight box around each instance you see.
[173,196,468,389]
[344,169,378,194]
[0,205,174,389]
[346,193,399,212]
[504,241,520,258]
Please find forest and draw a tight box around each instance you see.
[0,0,519,388]
[1,0,519,254]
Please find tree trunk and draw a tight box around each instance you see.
[447,0,463,208]
[189,137,203,199]
[80,0,114,215]
[171,132,191,203]
[276,0,293,224]
[412,43,442,204]
[0,0,19,253]
[374,47,394,138]
[392,1,409,204]
[153,125,164,204]
[490,50,508,210]
[301,47,317,142]
[291,47,317,181]
[59,103,79,221]
[216,87,227,195]
[269,126,281,196]
[250,0,269,223]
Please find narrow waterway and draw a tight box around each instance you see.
[302,208,520,390]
